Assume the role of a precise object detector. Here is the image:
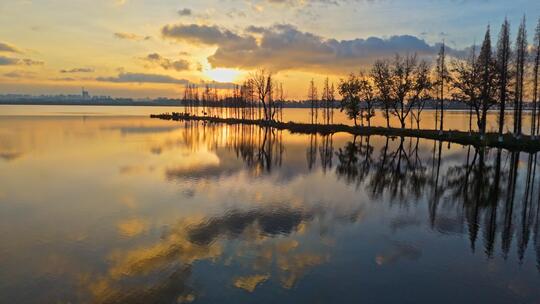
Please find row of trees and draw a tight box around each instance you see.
[182,70,286,122]
[179,16,539,138]
[337,16,540,138]
[307,78,337,124]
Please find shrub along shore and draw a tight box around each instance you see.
[151,112,540,153]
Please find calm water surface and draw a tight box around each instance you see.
[1,105,540,303]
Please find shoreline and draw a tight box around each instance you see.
[150,112,540,153]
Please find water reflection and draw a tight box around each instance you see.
[331,136,540,268]
[1,115,540,303]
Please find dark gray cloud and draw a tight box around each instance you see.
[96,72,189,84]
[161,24,257,51]
[178,8,192,16]
[3,71,34,78]
[0,42,20,53]
[0,56,19,65]
[162,23,466,74]
[142,53,190,71]
[114,32,151,41]
[60,67,94,73]
[0,56,43,66]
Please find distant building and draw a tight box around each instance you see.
[81,87,90,99]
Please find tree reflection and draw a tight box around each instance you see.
[367,137,428,202]
[231,125,284,173]
[168,123,540,269]
[332,133,540,266]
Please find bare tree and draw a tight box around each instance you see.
[308,79,318,124]
[435,42,451,133]
[371,60,392,128]
[250,69,273,121]
[358,72,376,127]
[338,73,362,126]
[478,26,498,137]
[452,46,481,133]
[411,61,433,129]
[372,54,431,129]
[321,77,334,124]
[514,16,528,137]
[452,27,497,137]
[329,83,336,123]
[532,18,540,137]
[496,18,512,141]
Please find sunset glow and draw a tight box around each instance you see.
[1,0,538,98]
[204,68,242,83]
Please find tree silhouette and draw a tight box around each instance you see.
[496,18,512,140]
[532,18,540,137]
[338,73,362,126]
[372,54,432,129]
[514,16,528,137]
[308,79,319,124]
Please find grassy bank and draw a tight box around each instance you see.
[150,112,540,153]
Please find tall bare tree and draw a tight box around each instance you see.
[338,73,362,126]
[321,77,334,124]
[358,72,376,127]
[532,18,540,137]
[514,16,528,137]
[371,60,392,128]
[453,27,497,137]
[372,54,431,129]
[435,42,451,133]
[477,25,498,137]
[251,69,273,121]
[496,18,512,140]
[411,61,433,129]
[452,46,481,133]
[308,79,319,124]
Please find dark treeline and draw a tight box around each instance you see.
[337,16,540,138]
[152,112,540,152]
[182,69,286,122]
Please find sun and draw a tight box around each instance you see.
[204,68,242,83]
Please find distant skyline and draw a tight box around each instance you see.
[0,0,539,99]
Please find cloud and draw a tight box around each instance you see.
[3,71,34,78]
[0,151,23,161]
[114,32,151,41]
[60,67,94,73]
[0,56,20,65]
[161,23,257,50]
[96,72,189,84]
[19,58,44,66]
[141,53,190,71]
[163,23,466,74]
[178,8,192,16]
[226,9,247,18]
[50,77,77,81]
[234,274,270,292]
[375,243,422,266]
[0,56,43,66]
[0,42,20,53]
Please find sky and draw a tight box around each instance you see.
[0,0,539,99]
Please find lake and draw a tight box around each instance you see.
[1,105,539,303]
